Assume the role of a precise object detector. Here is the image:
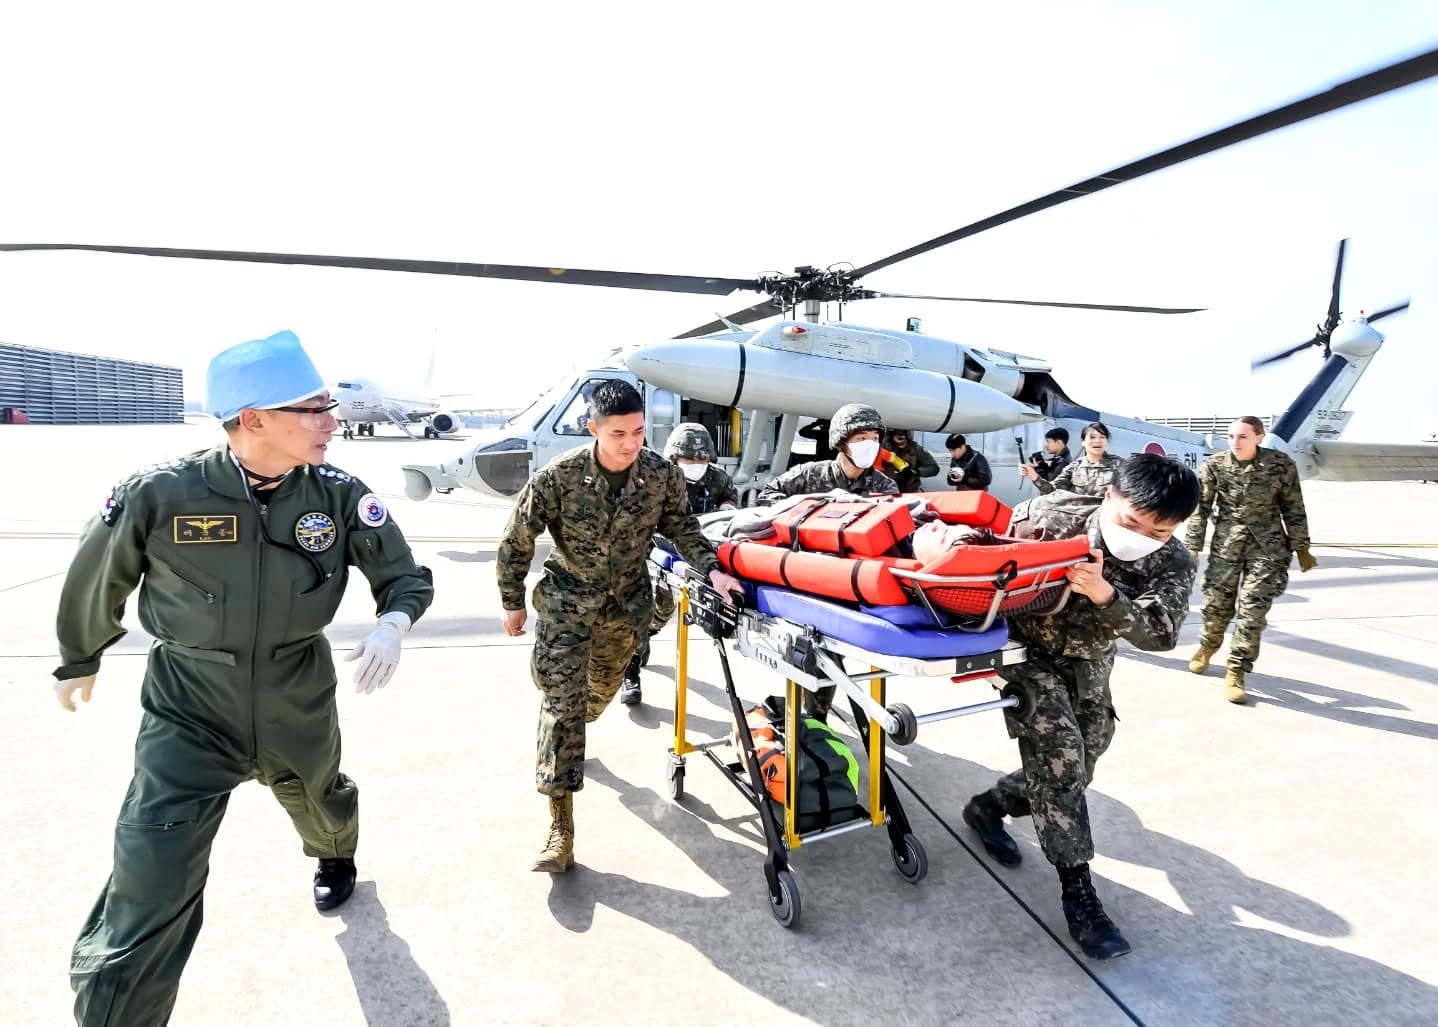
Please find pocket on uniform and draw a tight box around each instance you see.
[117,778,201,830]
[270,777,309,819]
[286,571,347,637]
[140,555,226,649]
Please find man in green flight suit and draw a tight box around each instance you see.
[52,330,435,1026]
[496,381,744,874]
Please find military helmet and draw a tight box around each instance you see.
[828,403,885,450]
[664,422,717,462]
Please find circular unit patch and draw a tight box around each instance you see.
[357,493,388,528]
[295,511,337,552]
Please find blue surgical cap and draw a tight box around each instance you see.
[206,330,327,420]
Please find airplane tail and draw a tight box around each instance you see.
[423,343,437,390]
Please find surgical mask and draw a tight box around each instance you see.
[1099,507,1165,561]
[847,439,881,469]
[680,462,707,482]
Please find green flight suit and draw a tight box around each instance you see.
[55,444,434,1027]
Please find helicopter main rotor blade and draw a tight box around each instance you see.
[856,290,1204,315]
[1366,299,1410,323]
[1326,238,1347,327]
[675,298,788,339]
[853,46,1438,280]
[0,243,759,297]
[1251,335,1322,371]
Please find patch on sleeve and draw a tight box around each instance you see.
[357,493,388,528]
[100,494,123,527]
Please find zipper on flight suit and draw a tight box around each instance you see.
[247,505,267,763]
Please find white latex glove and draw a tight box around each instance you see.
[344,612,411,694]
[55,673,98,712]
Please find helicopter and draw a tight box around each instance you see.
[2,47,1435,503]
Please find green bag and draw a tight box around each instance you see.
[758,696,863,832]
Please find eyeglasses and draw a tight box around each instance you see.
[269,399,339,428]
[269,400,340,415]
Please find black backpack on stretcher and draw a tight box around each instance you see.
[735,696,863,833]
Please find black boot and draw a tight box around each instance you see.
[962,791,1021,866]
[314,857,357,911]
[620,653,642,706]
[1058,863,1131,960]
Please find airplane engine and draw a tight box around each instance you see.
[429,411,461,435]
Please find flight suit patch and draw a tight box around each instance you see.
[357,493,388,528]
[173,515,238,543]
[295,511,337,552]
[100,495,123,526]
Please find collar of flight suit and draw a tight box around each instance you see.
[201,443,308,500]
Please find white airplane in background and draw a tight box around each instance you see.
[330,349,468,439]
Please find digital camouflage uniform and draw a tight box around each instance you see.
[496,445,719,795]
[1034,452,1123,497]
[640,462,739,661]
[1185,447,1309,672]
[755,433,899,720]
[755,460,898,505]
[56,445,434,1027]
[986,493,1195,867]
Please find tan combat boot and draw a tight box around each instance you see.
[1225,668,1247,705]
[1188,647,1216,674]
[532,794,574,873]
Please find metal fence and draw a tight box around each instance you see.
[0,342,183,424]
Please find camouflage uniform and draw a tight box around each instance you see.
[985,493,1196,866]
[1185,447,1309,672]
[755,460,898,505]
[755,404,898,720]
[496,445,718,795]
[639,453,737,663]
[1034,452,1122,496]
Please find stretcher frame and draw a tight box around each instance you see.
[656,563,1035,929]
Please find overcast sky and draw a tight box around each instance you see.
[1,2,1434,441]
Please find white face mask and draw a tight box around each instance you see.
[847,439,881,469]
[1099,507,1166,561]
[680,462,708,482]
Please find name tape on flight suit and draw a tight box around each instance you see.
[173,515,239,544]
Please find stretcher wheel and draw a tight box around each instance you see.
[892,832,928,884]
[666,755,685,801]
[1000,682,1036,721]
[887,703,919,746]
[769,869,801,929]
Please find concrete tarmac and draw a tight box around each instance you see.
[2,424,1435,1026]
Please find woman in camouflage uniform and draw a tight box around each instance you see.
[1023,421,1122,496]
[1185,416,1316,703]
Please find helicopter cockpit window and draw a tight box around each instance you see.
[554,378,613,436]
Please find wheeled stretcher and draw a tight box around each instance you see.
[648,544,1081,929]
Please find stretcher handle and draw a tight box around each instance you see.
[683,569,745,639]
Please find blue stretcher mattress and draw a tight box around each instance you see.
[649,547,1008,659]
[753,585,1008,659]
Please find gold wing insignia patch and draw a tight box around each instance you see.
[173,515,238,543]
